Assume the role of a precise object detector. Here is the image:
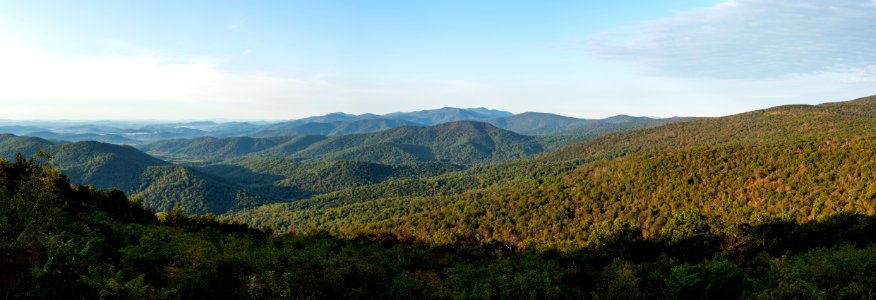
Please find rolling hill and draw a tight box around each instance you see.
[252,118,422,138]
[0,108,685,146]
[143,121,551,165]
[138,136,297,162]
[383,107,513,125]
[0,125,50,135]
[6,155,873,298]
[543,98,876,162]
[484,112,689,136]
[228,95,876,250]
[1,125,500,214]
[49,141,170,190]
[289,121,547,165]
[199,156,464,196]
[251,107,513,137]
[0,135,263,214]
[253,107,512,137]
[5,97,876,298]
[484,112,587,135]
[9,96,876,232]
[0,134,55,158]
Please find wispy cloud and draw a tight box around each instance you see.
[0,39,339,119]
[0,39,328,102]
[585,0,876,79]
[0,39,507,120]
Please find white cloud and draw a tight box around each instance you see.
[0,39,516,120]
[0,39,326,103]
[585,0,876,79]
[0,39,339,119]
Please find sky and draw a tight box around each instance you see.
[0,0,874,121]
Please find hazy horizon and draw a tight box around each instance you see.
[0,106,702,123]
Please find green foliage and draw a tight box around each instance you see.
[194,157,466,213]
[245,136,876,250]
[755,245,876,299]
[544,99,876,162]
[136,166,265,214]
[143,121,551,166]
[0,134,54,159]
[227,97,876,254]
[51,141,169,190]
[0,137,280,214]
[139,135,312,163]
[2,157,876,298]
[663,259,748,299]
[253,118,422,137]
[5,96,876,297]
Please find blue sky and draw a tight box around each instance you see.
[0,0,874,120]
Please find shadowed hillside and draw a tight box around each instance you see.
[3,155,875,298]
[0,136,263,214]
[229,96,876,251]
[143,121,551,166]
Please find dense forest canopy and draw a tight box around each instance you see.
[1,155,875,298]
[231,96,876,249]
[2,96,876,297]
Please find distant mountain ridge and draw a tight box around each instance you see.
[253,118,423,138]
[0,107,684,143]
[251,107,514,138]
[142,121,549,166]
[229,95,876,252]
[251,107,679,138]
[383,107,513,124]
[0,105,694,217]
[0,131,477,214]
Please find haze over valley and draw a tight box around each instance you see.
[2,1,875,298]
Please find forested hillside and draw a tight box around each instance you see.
[253,118,423,137]
[230,96,876,251]
[7,0,874,296]
[3,150,875,298]
[545,99,876,161]
[139,136,300,163]
[3,96,876,298]
[143,121,552,166]
[0,120,581,215]
[199,157,464,199]
[250,107,512,138]
[484,112,685,136]
[297,121,546,165]
[0,107,686,146]
[383,107,512,125]
[0,136,261,214]
[0,134,55,158]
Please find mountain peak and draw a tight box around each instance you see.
[325,112,355,116]
[382,107,513,125]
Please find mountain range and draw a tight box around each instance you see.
[5,95,876,298]
[0,107,680,144]
[228,95,876,247]
[4,96,875,227]
[0,134,263,213]
[142,121,552,165]
[0,116,593,214]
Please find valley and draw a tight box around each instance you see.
[2,96,876,298]
[4,1,874,297]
